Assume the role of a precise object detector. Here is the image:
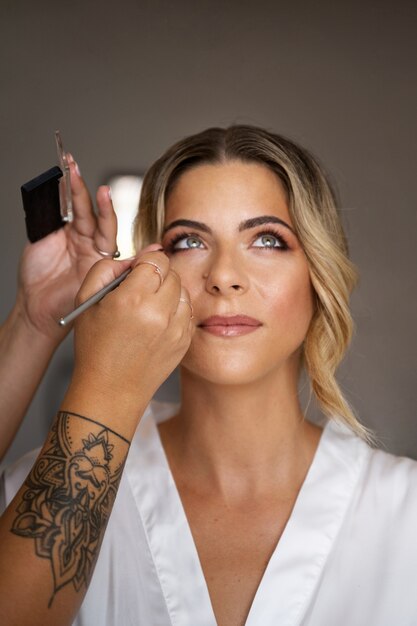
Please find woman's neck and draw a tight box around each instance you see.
[158,365,322,502]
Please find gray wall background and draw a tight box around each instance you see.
[1,0,416,470]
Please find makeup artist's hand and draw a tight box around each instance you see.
[64,249,194,434]
[0,158,121,462]
[16,155,118,343]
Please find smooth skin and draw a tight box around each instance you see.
[0,160,321,626]
[158,161,322,626]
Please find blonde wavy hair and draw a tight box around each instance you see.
[133,125,371,440]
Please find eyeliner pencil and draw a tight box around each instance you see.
[58,268,131,327]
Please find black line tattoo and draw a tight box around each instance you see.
[10,411,130,607]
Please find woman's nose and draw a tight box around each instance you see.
[203,252,248,295]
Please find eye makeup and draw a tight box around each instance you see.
[163,231,205,253]
[163,226,290,254]
[251,228,289,250]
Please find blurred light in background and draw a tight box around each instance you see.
[107,175,143,258]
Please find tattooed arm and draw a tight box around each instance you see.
[0,410,131,624]
[0,249,193,625]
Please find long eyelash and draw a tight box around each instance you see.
[253,228,290,250]
[163,231,201,253]
[164,228,290,253]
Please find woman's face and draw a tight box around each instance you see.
[162,160,314,386]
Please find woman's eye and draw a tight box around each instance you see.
[252,233,285,249]
[173,235,204,250]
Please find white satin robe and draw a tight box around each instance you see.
[2,400,417,625]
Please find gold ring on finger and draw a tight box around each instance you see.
[94,243,120,259]
[179,297,194,319]
[136,260,164,288]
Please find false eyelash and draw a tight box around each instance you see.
[163,227,291,253]
[251,228,290,251]
[163,231,204,254]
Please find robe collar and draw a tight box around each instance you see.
[126,401,368,626]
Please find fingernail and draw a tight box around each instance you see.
[107,186,112,200]
[66,152,74,164]
[75,162,81,177]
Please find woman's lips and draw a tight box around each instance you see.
[199,315,262,337]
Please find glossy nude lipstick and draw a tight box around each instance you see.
[199,315,262,337]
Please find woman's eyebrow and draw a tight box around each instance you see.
[162,215,295,236]
[239,215,295,234]
[162,219,212,236]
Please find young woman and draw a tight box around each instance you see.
[0,126,416,626]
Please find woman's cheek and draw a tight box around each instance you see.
[269,272,314,333]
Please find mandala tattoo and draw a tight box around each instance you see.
[10,411,130,607]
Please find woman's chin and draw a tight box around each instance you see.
[180,342,303,388]
[180,356,276,388]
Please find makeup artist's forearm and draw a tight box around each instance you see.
[61,376,151,442]
[0,304,58,461]
[0,409,131,626]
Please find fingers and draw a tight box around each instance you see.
[94,186,118,255]
[76,246,167,307]
[130,252,193,322]
[67,155,97,238]
[126,252,193,329]
[129,251,171,294]
[178,295,194,319]
[68,155,117,255]
[76,258,132,306]
[76,247,193,333]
